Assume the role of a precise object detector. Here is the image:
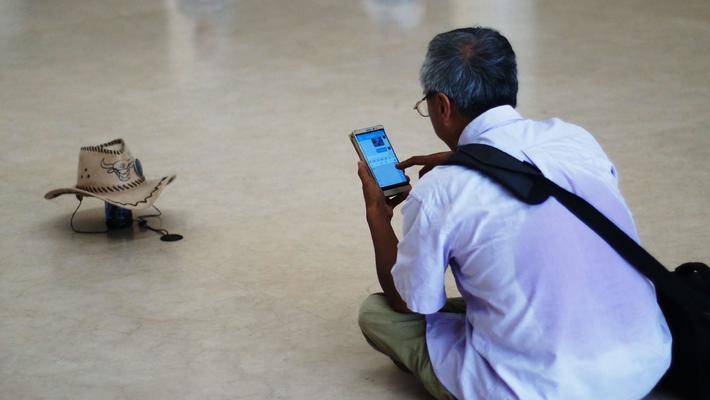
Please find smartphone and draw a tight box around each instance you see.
[350,125,410,197]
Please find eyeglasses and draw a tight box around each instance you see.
[413,93,432,117]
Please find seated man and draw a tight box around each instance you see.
[356,27,671,400]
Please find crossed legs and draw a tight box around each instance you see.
[358,293,463,400]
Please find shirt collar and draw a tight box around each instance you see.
[457,105,524,146]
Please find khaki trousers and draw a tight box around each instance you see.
[358,293,464,400]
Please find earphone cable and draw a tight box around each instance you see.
[69,199,181,241]
[136,206,168,236]
[136,205,182,241]
[70,197,109,234]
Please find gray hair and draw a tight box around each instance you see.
[420,27,518,119]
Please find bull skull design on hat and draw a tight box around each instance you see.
[101,157,135,182]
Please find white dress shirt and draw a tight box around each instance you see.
[391,106,672,399]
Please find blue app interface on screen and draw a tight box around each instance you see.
[356,129,407,188]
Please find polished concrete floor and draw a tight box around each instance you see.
[1,0,708,399]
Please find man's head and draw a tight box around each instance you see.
[420,27,518,149]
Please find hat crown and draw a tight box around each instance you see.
[75,139,145,192]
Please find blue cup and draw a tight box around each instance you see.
[104,203,133,230]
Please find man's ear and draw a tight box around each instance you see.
[436,92,453,127]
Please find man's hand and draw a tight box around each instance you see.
[396,151,454,178]
[357,161,410,221]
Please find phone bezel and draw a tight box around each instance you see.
[350,125,410,197]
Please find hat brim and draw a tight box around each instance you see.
[45,175,176,210]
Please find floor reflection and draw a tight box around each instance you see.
[361,0,425,31]
[166,0,232,73]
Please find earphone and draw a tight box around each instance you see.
[70,195,183,242]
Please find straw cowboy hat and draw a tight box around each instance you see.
[45,138,176,210]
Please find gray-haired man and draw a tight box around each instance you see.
[356,27,671,399]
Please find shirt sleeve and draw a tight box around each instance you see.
[391,194,449,314]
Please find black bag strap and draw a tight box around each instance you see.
[446,144,710,314]
[447,145,549,205]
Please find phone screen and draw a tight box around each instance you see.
[355,128,408,189]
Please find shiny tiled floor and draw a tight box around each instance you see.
[1,1,708,398]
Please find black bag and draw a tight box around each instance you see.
[445,144,710,399]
